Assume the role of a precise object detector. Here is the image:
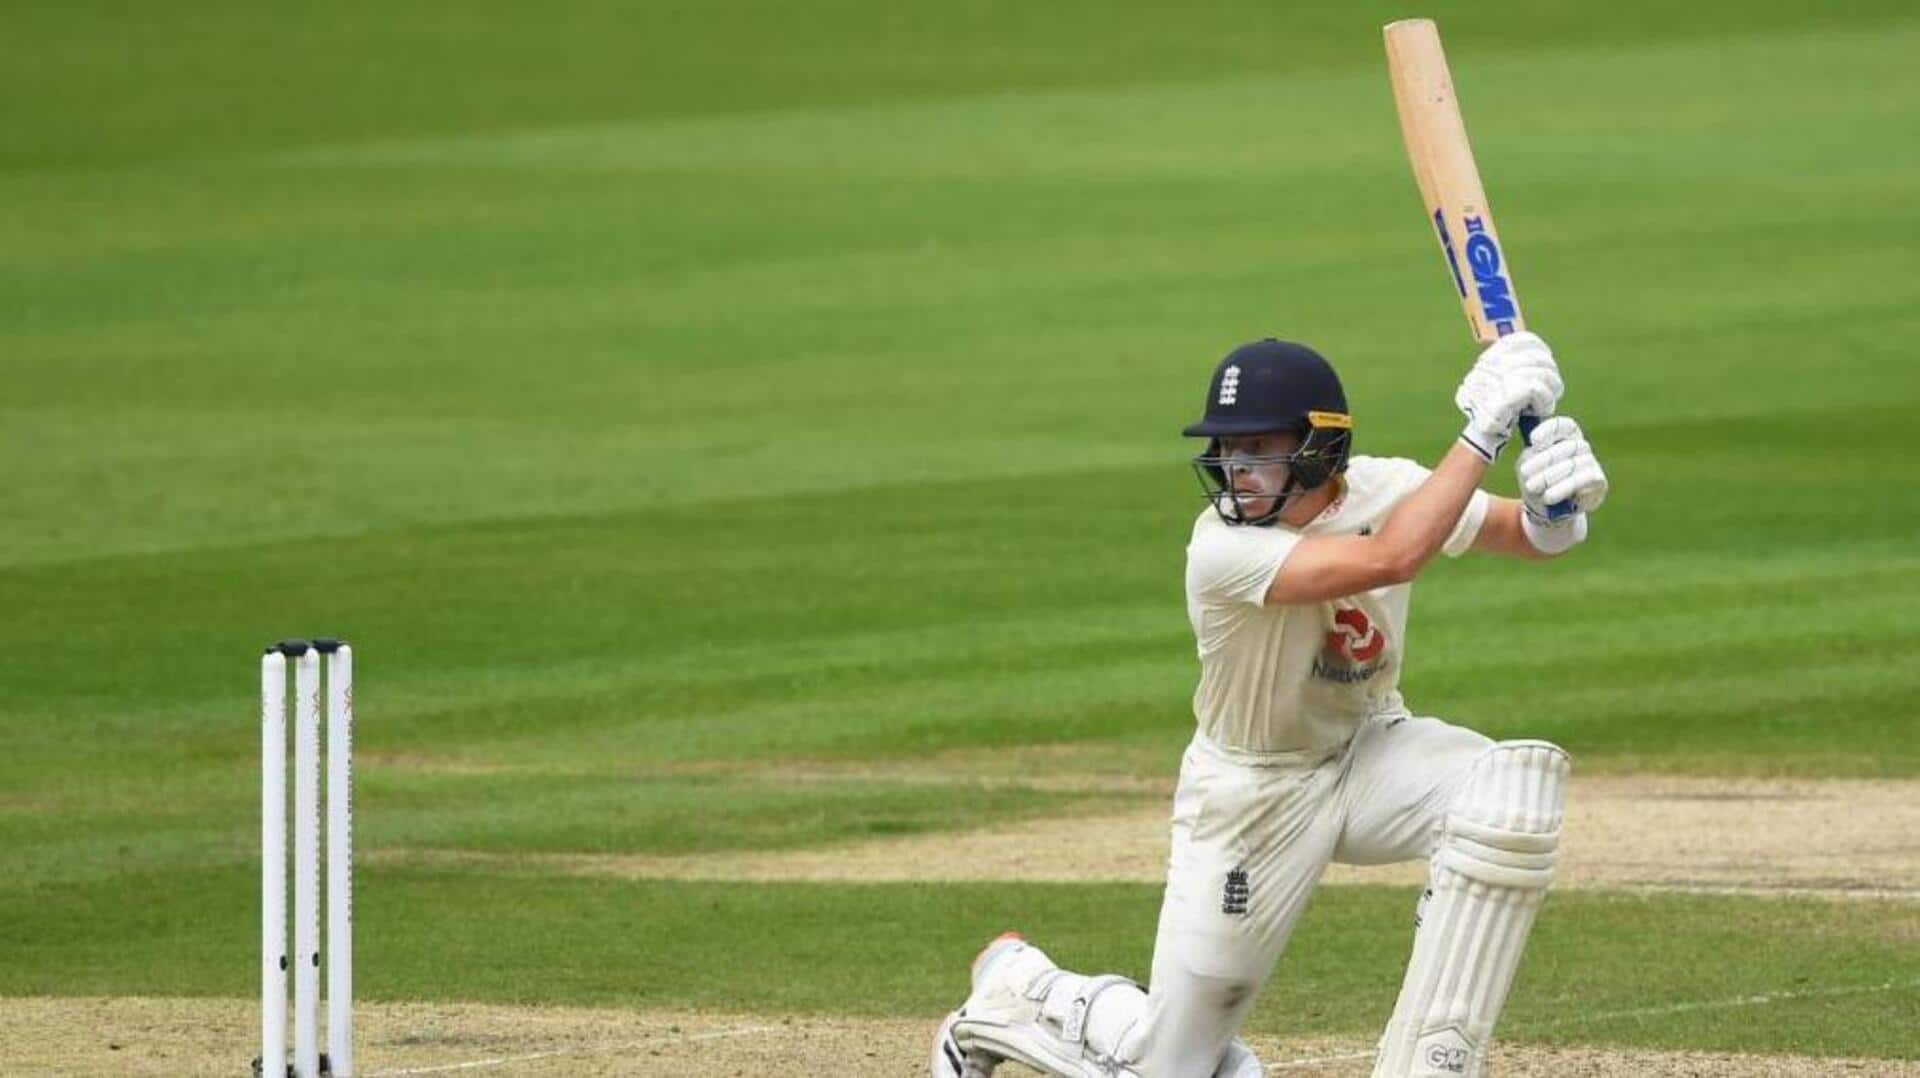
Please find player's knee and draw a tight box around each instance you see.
[1439,740,1569,891]
[1457,739,1570,826]
[1187,974,1260,1025]
[1117,973,1261,1078]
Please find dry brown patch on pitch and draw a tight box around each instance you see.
[4,997,1913,1076]
[361,745,1174,793]
[381,775,1920,897]
[358,752,545,776]
[0,996,792,1077]
[666,742,1176,795]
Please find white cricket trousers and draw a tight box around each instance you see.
[1120,714,1494,1077]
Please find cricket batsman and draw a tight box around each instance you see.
[931,333,1608,1077]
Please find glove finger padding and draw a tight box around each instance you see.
[1483,352,1557,379]
[1521,371,1563,419]
[1522,415,1582,447]
[1459,370,1552,461]
[1549,463,1608,511]
[1525,460,1579,500]
[1453,368,1497,414]
[1474,331,1555,375]
[1519,440,1587,495]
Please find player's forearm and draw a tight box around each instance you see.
[1472,499,1552,560]
[1371,441,1488,580]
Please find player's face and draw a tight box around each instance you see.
[1218,432,1301,520]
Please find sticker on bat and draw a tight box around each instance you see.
[1432,208,1469,300]
[1462,216,1517,332]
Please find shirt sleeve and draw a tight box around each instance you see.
[1373,456,1489,559]
[1442,488,1492,558]
[1186,517,1300,606]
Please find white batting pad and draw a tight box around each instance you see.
[1371,741,1569,1078]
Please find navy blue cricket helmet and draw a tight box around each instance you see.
[1184,339,1354,525]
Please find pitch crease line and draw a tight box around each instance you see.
[1267,977,1920,1069]
[1539,976,1920,1029]
[364,1022,782,1076]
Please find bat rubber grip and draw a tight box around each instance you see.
[1517,414,1576,521]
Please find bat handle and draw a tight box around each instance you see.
[1516,414,1576,521]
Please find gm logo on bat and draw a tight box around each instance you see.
[1461,215,1518,333]
[1431,210,1519,335]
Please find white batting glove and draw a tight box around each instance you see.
[1456,332,1563,462]
[1471,331,1562,384]
[1517,416,1607,521]
[1456,360,1562,465]
[1516,415,1605,554]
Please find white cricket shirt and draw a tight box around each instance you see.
[1184,455,1489,755]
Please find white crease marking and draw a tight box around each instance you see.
[1540,977,1920,1029]
[1266,977,1920,1070]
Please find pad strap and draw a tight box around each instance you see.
[1063,975,1139,1045]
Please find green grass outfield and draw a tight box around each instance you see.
[4,0,1918,1068]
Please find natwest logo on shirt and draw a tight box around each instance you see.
[1325,607,1385,662]
[1314,606,1388,684]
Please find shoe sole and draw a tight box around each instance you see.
[929,1009,969,1077]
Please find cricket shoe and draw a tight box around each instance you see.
[929,1008,993,1078]
[930,932,1059,1077]
[929,926,1082,1076]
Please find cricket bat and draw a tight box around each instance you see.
[1385,17,1572,517]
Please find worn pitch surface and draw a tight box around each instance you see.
[4,1,1918,1074]
[10,997,1920,1077]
